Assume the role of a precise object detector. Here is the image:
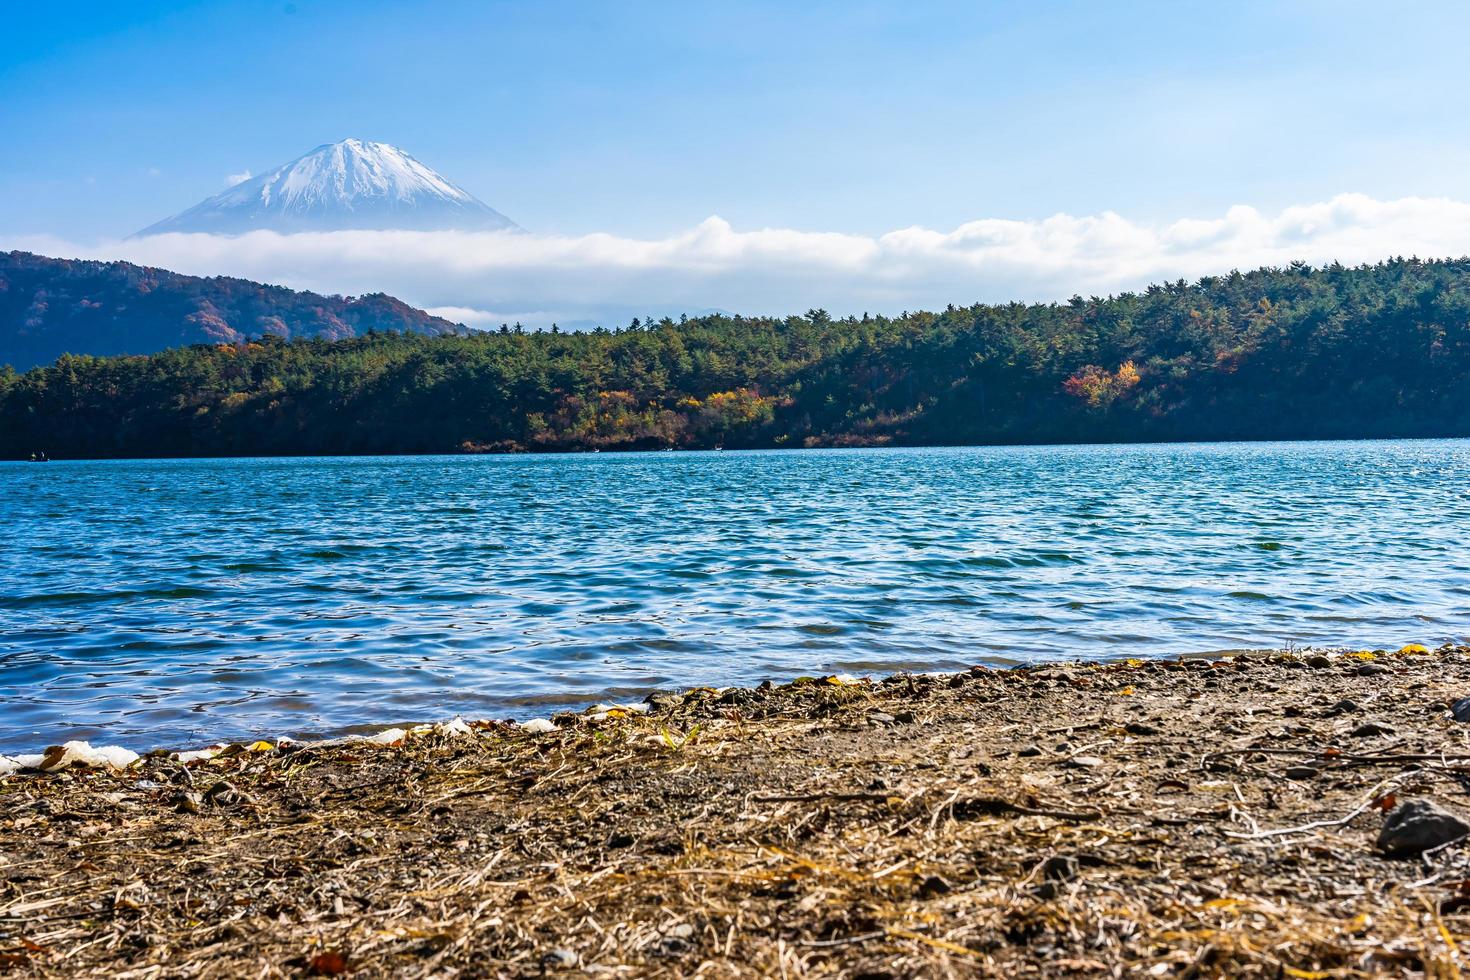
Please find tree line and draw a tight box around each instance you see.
[4,257,1470,458]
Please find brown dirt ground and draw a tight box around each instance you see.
[6,645,1470,978]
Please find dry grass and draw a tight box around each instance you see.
[5,646,1470,977]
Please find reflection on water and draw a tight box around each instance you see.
[2,440,1468,751]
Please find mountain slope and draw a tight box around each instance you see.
[0,251,467,369]
[134,139,519,236]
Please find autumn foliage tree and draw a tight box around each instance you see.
[1063,361,1141,407]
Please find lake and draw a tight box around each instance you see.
[3,440,1469,753]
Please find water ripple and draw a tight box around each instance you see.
[3,440,1470,751]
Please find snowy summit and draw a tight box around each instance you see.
[133,139,519,236]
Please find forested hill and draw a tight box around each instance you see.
[0,251,466,369]
[3,257,1470,458]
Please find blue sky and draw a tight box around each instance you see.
[6,0,1470,239]
[7,1,1470,327]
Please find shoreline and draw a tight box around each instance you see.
[0,646,1299,768]
[5,643,1470,976]
[6,432,1470,464]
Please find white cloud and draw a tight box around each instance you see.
[8,193,1470,330]
[422,305,576,328]
[423,305,502,326]
[224,169,252,187]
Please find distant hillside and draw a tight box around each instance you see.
[3,256,1470,458]
[0,251,466,369]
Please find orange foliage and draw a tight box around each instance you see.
[1063,360,1140,407]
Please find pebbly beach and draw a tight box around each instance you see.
[5,644,1470,976]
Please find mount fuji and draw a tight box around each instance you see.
[133,139,520,236]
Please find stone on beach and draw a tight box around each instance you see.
[1452,696,1470,722]
[1376,799,1470,858]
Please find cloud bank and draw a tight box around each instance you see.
[7,193,1470,330]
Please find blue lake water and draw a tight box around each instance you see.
[3,441,1469,753]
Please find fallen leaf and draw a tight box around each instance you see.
[307,950,350,976]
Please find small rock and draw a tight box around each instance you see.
[541,948,578,969]
[916,874,951,898]
[948,673,970,688]
[606,832,635,849]
[1350,721,1394,737]
[1358,663,1390,677]
[203,780,253,807]
[1066,755,1104,769]
[1377,800,1470,857]
[1284,766,1319,780]
[868,712,896,725]
[1325,699,1361,716]
[644,693,684,713]
[1124,722,1160,736]
[1307,655,1333,668]
[1040,855,1079,882]
[1017,744,1043,757]
[173,791,203,814]
[1451,697,1470,722]
[893,711,916,724]
[1032,855,1081,899]
[655,936,692,957]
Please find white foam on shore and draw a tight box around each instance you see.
[0,741,139,775]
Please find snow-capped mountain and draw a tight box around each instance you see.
[133,139,519,236]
